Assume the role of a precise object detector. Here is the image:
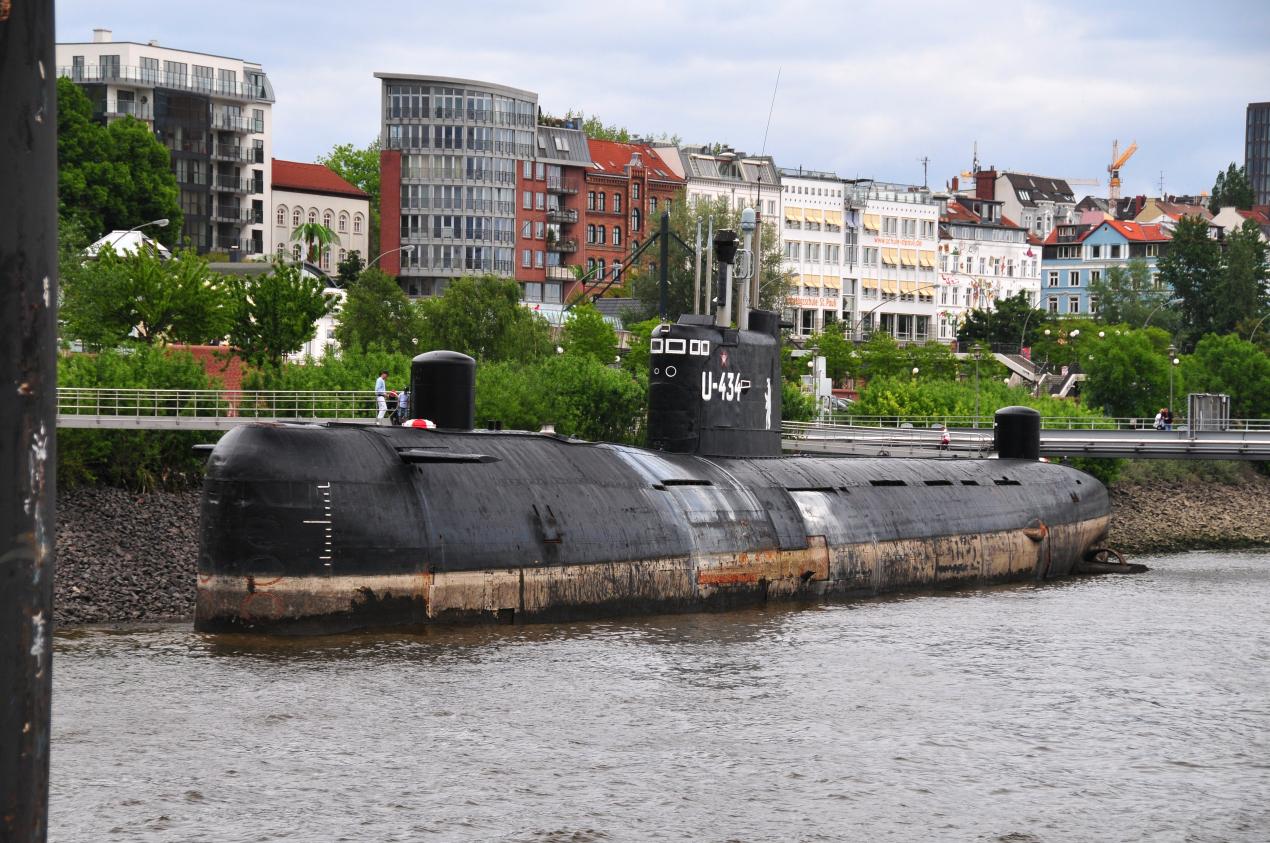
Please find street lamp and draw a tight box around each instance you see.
[972,342,983,428]
[849,282,942,340]
[1143,297,1183,328]
[367,244,415,268]
[107,217,169,251]
[1167,343,1178,423]
[1249,312,1270,343]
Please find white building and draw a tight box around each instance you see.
[55,28,275,256]
[271,159,371,272]
[847,181,942,343]
[936,195,1041,341]
[652,144,781,221]
[778,168,848,336]
[952,169,1077,241]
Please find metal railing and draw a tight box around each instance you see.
[57,389,389,429]
[58,65,270,101]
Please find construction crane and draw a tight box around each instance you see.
[1108,139,1138,203]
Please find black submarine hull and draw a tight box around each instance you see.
[194,422,1110,634]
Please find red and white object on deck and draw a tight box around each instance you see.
[404,418,436,429]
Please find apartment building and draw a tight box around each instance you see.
[653,145,781,220]
[378,74,534,296]
[937,196,1041,341]
[582,139,686,292]
[1040,219,1171,316]
[516,124,591,307]
[956,168,1076,241]
[271,160,370,272]
[778,168,848,336]
[847,181,941,343]
[1249,102,1270,206]
[56,29,275,255]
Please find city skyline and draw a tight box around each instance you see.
[56,0,1270,200]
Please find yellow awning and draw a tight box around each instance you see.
[862,213,881,231]
[803,208,824,224]
[821,276,842,290]
[881,248,898,265]
[784,206,804,222]
[881,279,899,294]
[824,210,844,227]
[900,249,918,267]
[861,278,879,291]
[899,280,917,293]
[920,250,936,268]
[800,273,822,287]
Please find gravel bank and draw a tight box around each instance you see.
[53,473,1270,626]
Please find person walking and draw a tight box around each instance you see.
[1153,408,1165,431]
[375,370,389,420]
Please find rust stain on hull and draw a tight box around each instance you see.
[196,516,1110,633]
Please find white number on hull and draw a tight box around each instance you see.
[701,370,743,402]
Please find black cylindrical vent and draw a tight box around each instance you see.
[411,351,475,430]
[995,406,1041,460]
[748,310,780,339]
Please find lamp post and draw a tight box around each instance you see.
[972,342,982,428]
[1249,312,1270,343]
[850,282,942,341]
[1018,306,1038,355]
[107,217,169,251]
[1167,343,1178,423]
[1143,296,1183,329]
[367,244,415,269]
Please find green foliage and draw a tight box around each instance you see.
[60,244,233,348]
[1157,215,1223,348]
[58,347,222,489]
[56,78,182,245]
[1180,333,1270,419]
[853,375,1106,424]
[1081,329,1170,418]
[538,109,681,146]
[1117,458,1252,487]
[333,267,424,355]
[318,141,381,254]
[804,326,856,382]
[956,291,1051,348]
[476,356,646,444]
[561,301,618,362]
[781,381,817,421]
[620,318,659,379]
[290,222,339,265]
[1218,220,1269,333]
[226,262,335,368]
[626,194,793,322]
[243,347,412,393]
[416,275,552,363]
[336,250,365,287]
[1209,162,1255,214]
[1087,259,1177,332]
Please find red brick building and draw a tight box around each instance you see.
[582,139,685,292]
[514,124,590,305]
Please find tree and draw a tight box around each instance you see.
[1180,334,1270,419]
[1081,330,1170,418]
[1156,215,1222,348]
[956,291,1051,349]
[290,222,339,266]
[626,194,794,322]
[318,141,382,255]
[417,275,552,363]
[332,267,424,355]
[537,109,681,146]
[561,301,618,362]
[227,262,335,367]
[60,245,233,348]
[336,250,365,287]
[1216,219,1269,334]
[1086,259,1179,333]
[56,78,182,245]
[1208,162,1255,214]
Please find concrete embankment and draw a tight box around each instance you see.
[53,471,1270,625]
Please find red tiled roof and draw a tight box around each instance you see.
[586,139,683,182]
[271,159,368,199]
[1104,219,1172,242]
[941,199,979,223]
[1236,207,1270,225]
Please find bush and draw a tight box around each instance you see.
[58,347,224,489]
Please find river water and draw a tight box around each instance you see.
[50,551,1270,842]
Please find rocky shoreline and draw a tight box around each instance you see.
[53,473,1270,626]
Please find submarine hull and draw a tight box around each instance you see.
[194,423,1110,634]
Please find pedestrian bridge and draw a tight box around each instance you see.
[55,389,1270,460]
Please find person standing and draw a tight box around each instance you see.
[375,370,389,420]
[1162,407,1174,431]
[1153,408,1165,431]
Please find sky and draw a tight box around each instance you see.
[56,0,1270,200]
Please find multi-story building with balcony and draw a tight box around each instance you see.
[955,168,1077,241]
[377,74,534,296]
[56,28,275,255]
[1249,102,1270,207]
[936,195,1041,341]
[1040,219,1171,316]
[271,159,370,273]
[847,181,942,343]
[516,124,591,307]
[582,139,686,293]
[778,168,849,336]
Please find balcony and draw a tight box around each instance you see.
[546,178,579,195]
[212,175,256,194]
[210,206,249,224]
[546,238,577,254]
[211,113,255,133]
[57,64,271,102]
[100,102,153,121]
[209,237,265,255]
[546,265,576,281]
[211,144,262,164]
[546,207,578,224]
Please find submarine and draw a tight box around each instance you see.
[195,306,1116,634]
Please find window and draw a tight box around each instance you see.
[1068,270,1080,286]
[883,217,897,235]
[523,191,532,210]
[632,183,640,200]
[1110,244,1122,259]
[292,209,301,228]
[323,211,333,230]
[632,208,642,231]
[587,225,596,244]
[535,162,545,180]
[535,192,545,210]
[650,197,658,215]
[587,192,595,211]
[535,221,545,239]
[613,227,621,246]
[1090,244,1102,258]
[339,213,348,233]
[534,250,544,268]
[308,209,317,224]
[523,160,532,178]
[597,226,606,245]
[522,220,532,239]
[613,193,621,213]
[1048,271,1059,287]
[163,60,187,87]
[598,192,606,212]
[1089,269,1101,285]
[353,214,363,235]
[1047,296,1059,313]
[276,206,287,226]
[99,54,121,80]
[1090,296,1100,314]
[522,249,531,268]
[140,56,159,83]
[293,244,302,261]
[1067,296,1080,314]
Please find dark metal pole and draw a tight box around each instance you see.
[1,1,58,840]
[658,211,670,320]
